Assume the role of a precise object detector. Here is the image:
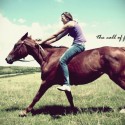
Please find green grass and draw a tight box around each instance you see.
[0,72,125,125]
[0,66,40,75]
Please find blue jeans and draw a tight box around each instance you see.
[59,43,85,86]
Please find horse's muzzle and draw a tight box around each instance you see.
[5,57,13,64]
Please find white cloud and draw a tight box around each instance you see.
[0,13,70,66]
[0,14,42,66]
[18,18,26,23]
[91,24,96,28]
[0,13,124,67]
[85,33,125,50]
[13,18,26,23]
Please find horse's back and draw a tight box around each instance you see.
[68,46,125,85]
[66,48,104,85]
[69,47,102,72]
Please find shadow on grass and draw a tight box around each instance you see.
[4,106,20,112]
[4,105,113,118]
[31,105,113,119]
[118,106,125,111]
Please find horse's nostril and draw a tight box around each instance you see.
[5,57,13,64]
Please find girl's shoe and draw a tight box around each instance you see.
[57,85,71,91]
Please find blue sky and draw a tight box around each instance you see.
[0,0,125,34]
[1,0,125,24]
[0,0,125,66]
[1,0,125,21]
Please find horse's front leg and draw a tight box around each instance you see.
[19,80,51,116]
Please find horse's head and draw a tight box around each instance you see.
[5,32,36,64]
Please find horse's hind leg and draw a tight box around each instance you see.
[111,75,125,90]
[117,78,125,113]
[19,80,52,116]
[65,91,74,108]
[111,75,125,113]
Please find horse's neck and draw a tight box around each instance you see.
[30,46,67,67]
[29,47,55,66]
[30,47,45,66]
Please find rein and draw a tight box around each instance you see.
[18,59,34,62]
[38,45,47,61]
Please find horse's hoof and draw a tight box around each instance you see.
[119,109,125,113]
[19,110,27,117]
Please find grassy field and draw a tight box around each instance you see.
[0,67,125,125]
[0,66,40,76]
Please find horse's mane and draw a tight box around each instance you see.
[40,44,53,48]
[40,43,68,49]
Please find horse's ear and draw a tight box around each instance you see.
[21,32,28,41]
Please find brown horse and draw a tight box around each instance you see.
[6,32,125,116]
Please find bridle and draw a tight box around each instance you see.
[13,39,46,62]
[11,41,30,62]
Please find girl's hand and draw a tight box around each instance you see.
[35,39,42,44]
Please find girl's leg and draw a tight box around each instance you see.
[57,44,85,91]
